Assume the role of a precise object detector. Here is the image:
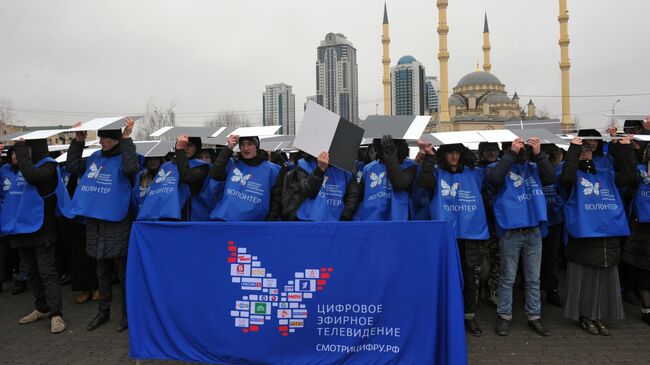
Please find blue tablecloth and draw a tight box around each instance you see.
[127,221,467,365]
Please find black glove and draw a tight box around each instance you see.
[381,135,396,156]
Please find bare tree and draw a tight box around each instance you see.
[0,98,15,125]
[204,111,251,128]
[536,105,551,119]
[134,103,176,140]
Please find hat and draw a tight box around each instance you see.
[188,137,202,151]
[438,143,464,155]
[577,129,602,138]
[239,136,260,149]
[97,129,122,141]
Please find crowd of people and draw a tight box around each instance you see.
[1,117,649,341]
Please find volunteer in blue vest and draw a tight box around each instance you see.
[560,136,636,335]
[540,144,566,309]
[409,140,433,220]
[478,142,501,307]
[623,143,650,325]
[137,135,211,221]
[209,134,282,221]
[354,135,416,221]
[418,142,487,336]
[281,151,360,221]
[3,138,69,334]
[486,137,554,337]
[0,145,29,296]
[66,118,140,332]
[132,155,164,216]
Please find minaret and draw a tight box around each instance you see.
[558,0,573,130]
[437,0,451,124]
[382,3,391,115]
[482,13,492,73]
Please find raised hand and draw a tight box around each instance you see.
[317,151,329,172]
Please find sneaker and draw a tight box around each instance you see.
[528,319,551,337]
[465,318,482,337]
[578,316,599,335]
[92,289,100,301]
[18,310,49,324]
[75,291,92,304]
[50,316,67,334]
[546,289,565,308]
[487,290,499,307]
[494,316,509,336]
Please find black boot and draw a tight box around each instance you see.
[86,311,110,331]
[546,289,565,308]
[11,280,27,295]
[116,315,128,332]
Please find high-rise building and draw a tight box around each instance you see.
[262,83,296,135]
[425,76,440,115]
[316,33,359,123]
[391,55,426,116]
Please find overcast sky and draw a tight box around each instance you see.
[1,0,648,131]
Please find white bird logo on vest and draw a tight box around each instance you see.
[581,178,600,196]
[87,163,102,179]
[231,168,252,186]
[509,172,524,188]
[155,169,172,184]
[440,179,459,197]
[2,177,10,191]
[641,170,650,185]
[369,172,385,188]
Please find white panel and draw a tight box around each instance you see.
[403,116,431,140]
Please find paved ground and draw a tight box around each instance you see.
[1,280,649,365]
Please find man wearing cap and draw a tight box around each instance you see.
[2,138,70,333]
[137,135,212,221]
[66,118,140,332]
[210,134,282,221]
[418,143,488,336]
[486,137,554,337]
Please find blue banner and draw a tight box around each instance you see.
[127,221,467,365]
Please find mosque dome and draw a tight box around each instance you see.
[456,71,502,88]
[484,92,513,104]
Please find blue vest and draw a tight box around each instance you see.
[410,165,432,221]
[633,164,650,223]
[296,159,351,221]
[210,159,280,221]
[137,159,212,221]
[542,163,566,226]
[492,162,547,231]
[429,167,488,240]
[0,164,14,203]
[187,160,216,221]
[132,170,153,216]
[564,169,630,238]
[355,160,365,183]
[1,157,70,235]
[354,159,416,221]
[68,151,133,222]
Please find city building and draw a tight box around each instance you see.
[263,83,296,135]
[316,33,359,123]
[391,56,427,116]
[425,76,440,115]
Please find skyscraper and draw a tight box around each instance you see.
[391,55,427,116]
[262,83,296,135]
[425,76,440,115]
[316,33,359,123]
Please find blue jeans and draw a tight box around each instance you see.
[497,227,542,320]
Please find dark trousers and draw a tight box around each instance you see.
[458,239,482,317]
[97,257,126,316]
[541,223,563,292]
[485,235,500,293]
[19,246,63,317]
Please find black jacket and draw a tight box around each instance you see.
[560,143,637,268]
[174,150,209,220]
[485,149,556,189]
[210,148,283,221]
[281,160,361,221]
[9,142,58,248]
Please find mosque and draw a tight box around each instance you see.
[381,1,573,132]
